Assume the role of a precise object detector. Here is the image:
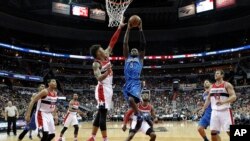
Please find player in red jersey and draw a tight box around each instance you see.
[201,70,237,141]
[122,90,157,141]
[58,93,80,141]
[87,19,126,141]
[25,79,58,141]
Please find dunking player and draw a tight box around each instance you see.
[58,93,80,141]
[201,70,237,141]
[123,18,146,118]
[18,84,45,141]
[198,80,221,141]
[122,91,157,141]
[87,19,126,141]
[25,79,58,141]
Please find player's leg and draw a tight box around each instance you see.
[99,108,108,141]
[128,82,142,115]
[59,113,70,140]
[29,130,32,139]
[141,120,156,141]
[47,113,56,141]
[18,128,29,141]
[222,109,234,136]
[87,110,100,141]
[210,110,220,141]
[198,114,210,141]
[125,132,136,141]
[72,114,79,140]
[41,116,49,141]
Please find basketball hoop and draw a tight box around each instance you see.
[105,0,133,27]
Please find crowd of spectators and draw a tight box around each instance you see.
[0,83,249,125]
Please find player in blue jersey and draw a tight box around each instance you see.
[18,84,45,141]
[123,19,146,117]
[198,80,221,141]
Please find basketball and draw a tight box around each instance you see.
[128,15,141,28]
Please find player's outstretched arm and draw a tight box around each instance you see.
[106,18,127,56]
[93,62,111,81]
[138,22,146,62]
[200,93,211,114]
[123,23,131,58]
[25,89,48,122]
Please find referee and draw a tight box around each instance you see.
[5,101,19,136]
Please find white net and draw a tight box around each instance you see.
[106,0,133,27]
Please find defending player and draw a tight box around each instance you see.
[123,18,146,118]
[25,79,58,141]
[87,19,126,141]
[201,70,237,141]
[122,91,157,141]
[198,80,221,141]
[58,93,80,141]
[18,84,45,141]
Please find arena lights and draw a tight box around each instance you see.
[0,42,250,60]
[0,70,43,82]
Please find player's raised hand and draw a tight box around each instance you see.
[119,16,127,29]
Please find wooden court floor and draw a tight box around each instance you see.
[0,121,229,141]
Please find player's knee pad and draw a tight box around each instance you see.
[61,127,68,134]
[48,133,55,140]
[74,125,79,134]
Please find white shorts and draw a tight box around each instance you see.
[210,109,234,132]
[36,111,55,134]
[95,84,113,110]
[131,119,151,134]
[64,112,78,127]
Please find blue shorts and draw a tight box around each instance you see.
[198,111,211,128]
[123,81,141,103]
[25,112,37,130]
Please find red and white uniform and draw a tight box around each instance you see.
[123,103,153,134]
[36,90,57,134]
[94,58,113,110]
[209,82,234,131]
[64,101,80,127]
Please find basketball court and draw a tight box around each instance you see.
[0,121,229,141]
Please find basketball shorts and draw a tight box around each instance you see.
[198,111,211,129]
[25,112,37,130]
[36,111,55,134]
[63,112,79,127]
[95,84,113,110]
[210,109,234,132]
[130,117,154,135]
[123,81,141,103]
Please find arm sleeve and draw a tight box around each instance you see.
[138,31,146,51]
[109,28,122,49]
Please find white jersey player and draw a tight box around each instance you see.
[58,93,80,141]
[25,79,58,141]
[201,70,237,141]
